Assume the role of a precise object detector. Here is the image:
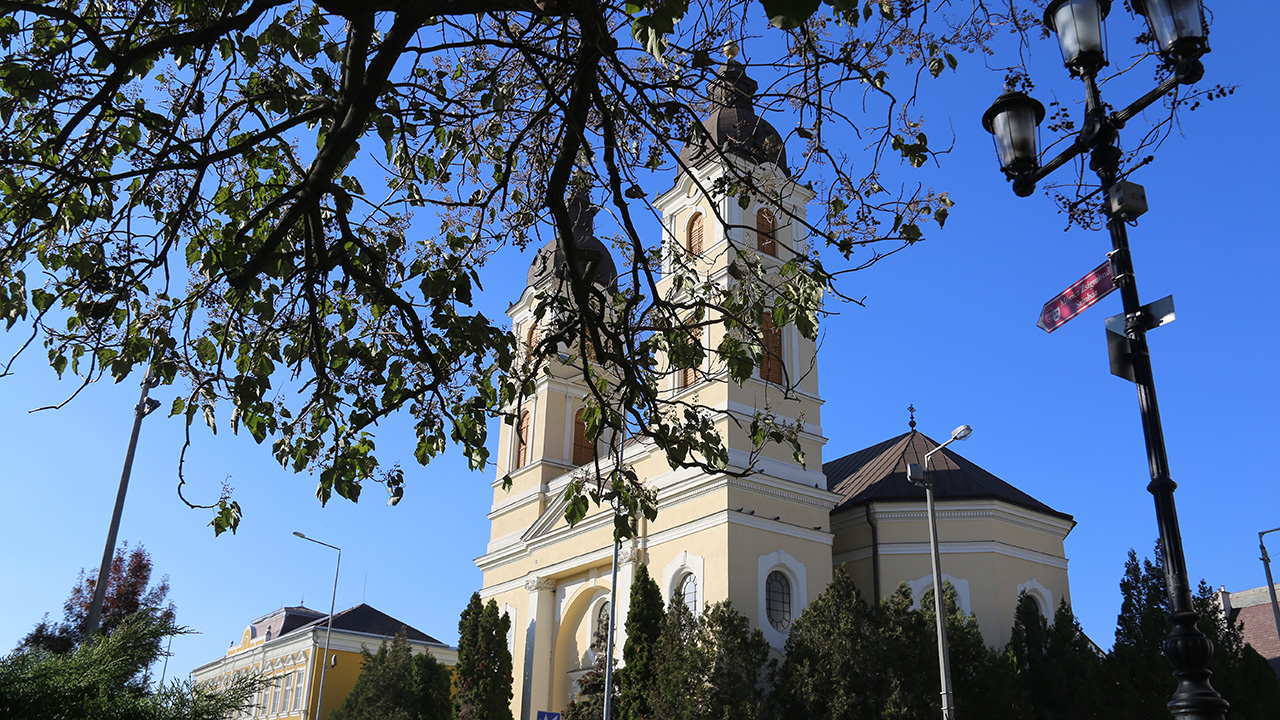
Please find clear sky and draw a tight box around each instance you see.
[2,2,1276,687]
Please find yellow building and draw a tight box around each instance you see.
[191,604,458,720]
[477,57,1076,720]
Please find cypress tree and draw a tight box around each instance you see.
[619,564,663,720]
[456,593,514,720]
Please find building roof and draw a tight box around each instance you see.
[823,430,1073,521]
[1225,584,1280,677]
[248,606,326,643]
[288,603,445,646]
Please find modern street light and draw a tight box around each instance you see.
[1259,528,1280,654]
[981,2,1225,719]
[294,532,341,720]
[907,423,973,720]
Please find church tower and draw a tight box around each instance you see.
[477,57,839,720]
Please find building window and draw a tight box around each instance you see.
[677,324,703,390]
[766,571,792,631]
[573,407,594,466]
[515,410,530,469]
[269,674,281,715]
[677,572,699,614]
[592,601,611,651]
[756,208,776,256]
[759,313,783,384]
[280,671,293,713]
[686,213,704,255]
[292,668,305,712]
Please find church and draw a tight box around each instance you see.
[476,57,1075,720]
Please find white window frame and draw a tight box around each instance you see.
[662,550,705,615]
[757,550,807,649]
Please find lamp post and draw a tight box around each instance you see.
[294,532,341,720]
[85,365,162,637]
[1259,528,1280,653]
[981,2,1225,719]
[602,538,620,720]
[907,424,973,720]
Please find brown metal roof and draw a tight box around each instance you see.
[824,431,1073,522]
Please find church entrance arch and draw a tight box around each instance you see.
[552,583,611,709]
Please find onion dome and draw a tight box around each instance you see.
[526,189,618,291]
[678,59,790,177]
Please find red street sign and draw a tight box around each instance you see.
[1037,259,1117,333]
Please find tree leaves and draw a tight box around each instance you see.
[0,0,1036,536]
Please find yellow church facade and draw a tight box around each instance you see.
[477,59,1074,720]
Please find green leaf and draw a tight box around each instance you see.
[760,0,821,29]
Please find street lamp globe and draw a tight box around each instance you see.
[1134,0,1207,62]
[982,88,1045,194]
[1044,0,1111,76]
[951,425,973,442]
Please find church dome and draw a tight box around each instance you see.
[678,59,791,177]
[526,191,618,291]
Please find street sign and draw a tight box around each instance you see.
[537,713,562,720]
[1037,259,1118,333]
[1105,295,1175,383]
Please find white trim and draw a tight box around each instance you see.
[829,540,1070,568]
[758,550,807,649]
[907,572,972,615]
[1017,578,1055,622]
[831,498,1075,540]
[502,603,518,653]
[662,550,705,614]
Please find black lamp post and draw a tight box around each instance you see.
[982,2,1226,719]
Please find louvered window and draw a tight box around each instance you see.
[686,213,703,255]
[515,410,530,469]
[678,325,703,390]
[760,313,783,384]
[757,208,776,256]
[573,408,594,466]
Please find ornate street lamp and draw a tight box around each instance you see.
[981,3,1224,719]
[981,89,1044,197]
[1044,0,1111,76]
[1134,0,1208,63]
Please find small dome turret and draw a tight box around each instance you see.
[679,58,790,177]
[526,189,618,291]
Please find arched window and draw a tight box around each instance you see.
[526,321,539,351]
[592,601,611,651]
[766,571,792,631]
[677,572,699,614]
[1026,594,1041,618]
[686,213,704,255]
[759,313,783,384]
[756,208,776,256]
[573,407,594,466]
[514,410,530,469]
[677,325,703,390]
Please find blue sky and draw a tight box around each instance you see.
[2,2,1276,685]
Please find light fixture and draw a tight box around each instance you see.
[1133,0,1207,62]
[982,89,1045,193]
[951,425,973,441]
[1044,0,1111,76]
